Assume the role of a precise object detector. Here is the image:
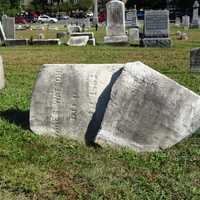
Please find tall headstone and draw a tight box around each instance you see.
[190,48,200,72]
[141,10,171,47]
[175,17,181,27]
[0,56,5,90]
[125,9,138,28]
[191,0,200,28]
[30,64,123,142]
[104,0,128,44]
[93,0,99,25]
[2,16,15,39]
[96,62,200,152]
[0,22,6,42]
[182,15,190,29]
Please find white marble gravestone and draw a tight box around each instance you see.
[191,0,200,28]
[190,48,200,72]
[0,22,6,42]
[30,64,123,142]
[97,62,200,152]
[0,56,5,90]
[182,15,190,29]
[104,0,128,44]
[141,10,171,47]
[2,16,15,39]
[128,28,139,44]
[175,17,181,27]
[67,36,89,46]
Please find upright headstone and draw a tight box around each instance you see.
[0,22,6,42]
[175,17,181,27]
[2,16,15,39]
[30,64,123,142]
[0,56,5,90]
[104,0,128,44]
[191,0,200,28]
[125,9,138,28]
[141,10,171,47]
[128,28,139,44]
[190,48,200,72]
[93,0,99,25]
[97,62,200,152]
[182,15,190,29]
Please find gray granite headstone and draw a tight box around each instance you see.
[2,16,15,39]
[141,10,171,47]
[67,36,89,46]
[104,0,128,44]
[0,56,5,90]
[191,0,200,28]
[191,48,200,72]
[125,9,138,28]
[30,64,123,142]
[97,62,200,152]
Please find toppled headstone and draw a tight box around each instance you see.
[30,64,123,142]
[70,32,96,46]
[141,10,171,48]
[97,62,200,152]
[104,0,128,44]
[190,48,200,72]
[67,36,89,46]
[30,39,61,45]
[0,56,5,90]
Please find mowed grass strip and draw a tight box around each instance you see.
[0,26,200,199]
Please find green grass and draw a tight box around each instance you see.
[0,25,200,199]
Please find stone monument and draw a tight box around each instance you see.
[0,56,5,90]
[190,48,200,72]
[97,62,200,152]
[175,17,181,27]
[125,8,138,28]
[182,15,190,29]
[104,0,128,44]
[67,36,89,46]
[93,0,99,25]
[30,63,123,143]
[2,16,15,39]
[141,10,171,47]
[191,0,200,28]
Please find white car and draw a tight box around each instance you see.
[86,11,93,18]
[38,15,58,23]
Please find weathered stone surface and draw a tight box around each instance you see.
[2,16,15,39]
[190,48,200,72]
[67,36,89,46]
[128,28,139,44]
[104,0,128,44]
[70,32,94,39]
[0,22,6,42]
[141,38,171,48]
[182,15,190,29]
[0,56,5,90]
[191,0,200,28]
[144,10,170,38]
[57,32,66,39]
[175,17,181,27]
[31,39,61,45]
[97,62,200,152]
[68,25,82,34]
[125,9,138,28]
[30,64,123,142]
[4,39,28,46]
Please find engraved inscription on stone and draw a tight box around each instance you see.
[144,10,169,37]
[30,64,124,141]
[97,62,200,152]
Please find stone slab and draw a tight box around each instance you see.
[67,36,89,46]
[97,62,200,152]
[141,38,171,48]
[0,56,5,90]
[4,39,28,46]
[104,35,128,44]
[70,32,94,39]
[144,10,170,38]
[31,39,61,45]
[190,48,200,72]
[30,64,123,142]
[129,28,139,44]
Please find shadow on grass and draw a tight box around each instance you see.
[85,68,123,148]
[0,109,30,130]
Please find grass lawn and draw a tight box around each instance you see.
[0,25,200,199]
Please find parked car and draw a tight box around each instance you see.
[15,16,28,24]
[57,15,69,20]
[86,11,93,18]
[37,15,58,23]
